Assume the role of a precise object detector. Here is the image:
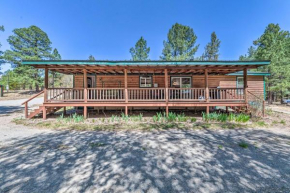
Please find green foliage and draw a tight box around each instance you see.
[177,113,187,122]
[203,32,221,61]
[242,23,290,102]
[88,55,96,61]
[238,141,249,148]
[130,37,150,61]
[121,112,129,122]
[57,113,84,123]
[0,25,5,70]
[167,112,177,122]
[202,112,250,123]
[255,121,267,127]
[190,117,197,123]
[49,48,63,88]
[160,23,199,61]
[280,120,286,125]
[4,25,55,91]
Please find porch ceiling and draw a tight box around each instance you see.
[22,60,270,75]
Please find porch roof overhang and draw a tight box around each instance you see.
[22,60,270,75]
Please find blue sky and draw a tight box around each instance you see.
[1,0,290,72]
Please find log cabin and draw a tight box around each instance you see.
[21,60,270,119]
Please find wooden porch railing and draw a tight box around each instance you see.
[209,88,245,101]
[87,88,125,101]
[44,88,247,103]
[47,88,84,101]
[168,88,205,101]
[21,90,44,118]
[128,88,165,101]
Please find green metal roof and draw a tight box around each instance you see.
[227,71,270,76]
[22,60,270,66]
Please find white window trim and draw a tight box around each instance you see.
[139,76,152,88]
[170,76,192,88]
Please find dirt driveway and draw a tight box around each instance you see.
[1,109,290,193]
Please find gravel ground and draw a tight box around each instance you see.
[1,99,290,193]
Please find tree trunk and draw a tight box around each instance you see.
[280,90,283,104]
[35,84,39,92]
[22,84,26,90]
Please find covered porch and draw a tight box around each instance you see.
[22,60,270,119]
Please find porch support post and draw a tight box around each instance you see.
[204,68,209,101]
[83,69,88,118]
[243,68,248,103]
[205,69,209,115]
[164,69,169,117]
[44,68,48,103]
[124,69,128,115]
[43,106,46,120]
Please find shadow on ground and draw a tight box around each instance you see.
[0,106,23,115]
[0,129,290,192]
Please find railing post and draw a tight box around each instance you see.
[44,88,47,103]
[25,103,28,118]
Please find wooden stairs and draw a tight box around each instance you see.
[28,106,63,119]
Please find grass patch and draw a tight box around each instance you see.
[238,141,249,148]
[89,142,107,148]
[255,121,267,127]
[218,145,223,149]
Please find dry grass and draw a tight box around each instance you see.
[0,90,43,101]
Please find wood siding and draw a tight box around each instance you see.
[74,74,264,97]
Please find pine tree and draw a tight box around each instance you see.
[0,25,5,70]
[253,23,290,103]
[4,25,53,91]
[50,48,62,88]
[160,23,199,61]
[203,32,221,60]
[88,55,96,61]
[130,37,150,61]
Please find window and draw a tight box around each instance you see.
[140,76,152,87]
[171,77,192,88]
[237,77,244,95]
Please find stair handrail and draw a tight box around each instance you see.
[247,90,265,117]
[21,90,44,118]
